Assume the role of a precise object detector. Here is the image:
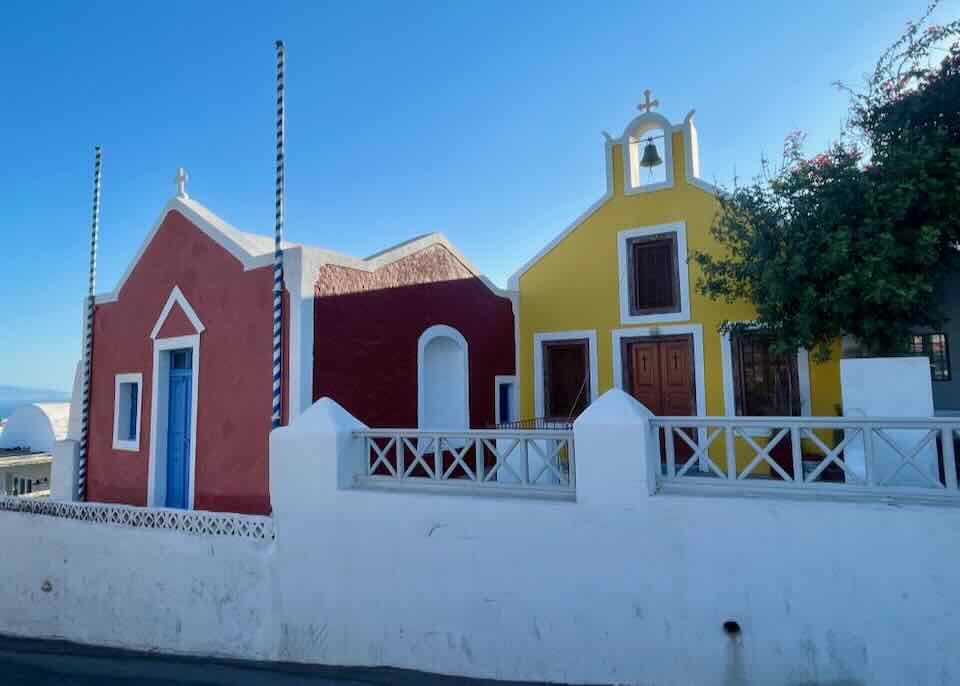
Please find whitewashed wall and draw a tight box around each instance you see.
[3,390,960,685]
[0,403,70,453]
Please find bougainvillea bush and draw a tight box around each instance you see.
[694,8,960,361]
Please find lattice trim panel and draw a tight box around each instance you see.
[0,496,275,540]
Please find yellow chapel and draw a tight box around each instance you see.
[508,95,842,447]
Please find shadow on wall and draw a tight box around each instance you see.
[313,277,515,429]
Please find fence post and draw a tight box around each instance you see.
[790,427,803,484]
[573,389,655,505]
[941,426,958,491]
[269,397,368,515]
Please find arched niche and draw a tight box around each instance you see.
[417,325,470,431]
[621,111,674,193]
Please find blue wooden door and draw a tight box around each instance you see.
[165,349,192,509]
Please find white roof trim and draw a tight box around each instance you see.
[150,285,206,340]
[300,231,516,301]
[95,196,281,304]
[95,194,514,304]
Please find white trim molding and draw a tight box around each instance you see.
[617,222,691,325]
[417,325,470,430]
[112,373,143,452]
[147,334,201,510]
[681,110,721,195]
[494,375,519,424]
[720,327,813,426]
[611,325,707,418]
[533,330,600,419]
[149,286,206,340]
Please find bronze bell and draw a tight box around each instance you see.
[639,140,663,168]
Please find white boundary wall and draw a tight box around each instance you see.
[4,390,960,685]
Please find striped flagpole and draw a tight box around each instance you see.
[78,146,102,500]
[272,40,285,429]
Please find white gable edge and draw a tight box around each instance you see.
[94,197,274,305]
[149,285,206,340]
[93,196,514,306]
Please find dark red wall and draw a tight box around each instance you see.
[87,210,287,515]
[313,245,515,428]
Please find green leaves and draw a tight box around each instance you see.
[694,24,960,362]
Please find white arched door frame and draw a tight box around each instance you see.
[417,324,470,430]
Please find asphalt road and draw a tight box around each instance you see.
[0,636,553,686]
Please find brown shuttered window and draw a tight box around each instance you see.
[628,233,680,315]
[731,333,801,417]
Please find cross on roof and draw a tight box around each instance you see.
[175,167,189,198]
[638,89,660,114]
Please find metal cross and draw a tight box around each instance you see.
[175,167,189,198]
[638,89,660,114]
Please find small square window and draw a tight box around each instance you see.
[910,333,951,382]
[113,373,142,451]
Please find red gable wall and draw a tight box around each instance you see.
[155,302,198,339]
[87,210,287,515]
[313,244,515,428]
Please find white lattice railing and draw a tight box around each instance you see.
[354,429,575,498]
[0,496,275,540]
[651,416,960,500]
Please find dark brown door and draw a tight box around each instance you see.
[622,335,696,462]
[543,339,591,422]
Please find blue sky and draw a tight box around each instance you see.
[1,0,954,392]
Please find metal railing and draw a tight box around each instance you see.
[651,416,960,500]
[353,429,575,498]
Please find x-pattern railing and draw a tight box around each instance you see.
[651,416,960,499]
[355,429,575,497]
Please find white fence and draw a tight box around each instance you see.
[354,428,575,498]
[652,415,960,501]
[4,393,960,685]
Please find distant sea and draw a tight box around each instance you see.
[0,386,71,421]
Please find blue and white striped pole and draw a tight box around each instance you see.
[78,146,102,500]
[272,40,285,429]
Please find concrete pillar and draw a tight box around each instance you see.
[50,439,80,501]
[573,389,658,505]
[269,397,367,517]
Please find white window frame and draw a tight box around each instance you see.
[617,222,690,326]
[720,326,812,436]
[112,373,143,452]
[533,330,599,419]
[494,375,518,425]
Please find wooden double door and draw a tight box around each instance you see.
[621,334,697,462]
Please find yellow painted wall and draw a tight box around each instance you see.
[516,129,842,443]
